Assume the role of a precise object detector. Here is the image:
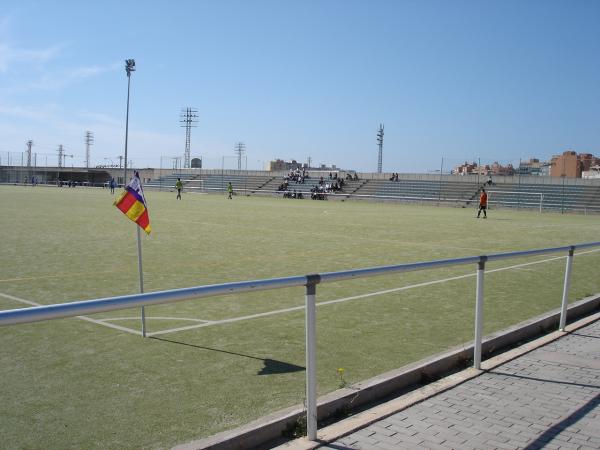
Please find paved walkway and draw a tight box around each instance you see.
[282,315,600,450]
[325,319,599,450]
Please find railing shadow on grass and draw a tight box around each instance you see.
[150,336,305,376]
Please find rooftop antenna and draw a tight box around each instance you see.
[180,107,198,168]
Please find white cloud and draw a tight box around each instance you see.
[27,62,120,91]
[76,111,122,127]
[0,42,63,72]
[0,103,60,121]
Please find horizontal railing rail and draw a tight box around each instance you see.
[1,241,600,441]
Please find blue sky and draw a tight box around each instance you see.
[1,0,599,172]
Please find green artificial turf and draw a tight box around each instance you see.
[0,185,598,449]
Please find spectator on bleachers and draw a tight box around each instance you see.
[353,173,359,181]
[277,180,288,191]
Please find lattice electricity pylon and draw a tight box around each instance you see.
[234,142,246,170]
[180,107,198,169]
[26,140,33,167]
[377,124,384,173]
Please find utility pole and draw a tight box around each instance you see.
[84,131,94,169]
[26,140,33,167]
[180,107,198,169]
[118,155,124,169]
[377,124,384,173]
[307,156,312,169]
[234,142,246,170]
[63,154,74,167]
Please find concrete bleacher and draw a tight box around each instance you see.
[145,170,600,213]
[346,177,600,213]
[144,173,201,191]
[185,173,275,194]
[145,173,275,195]
[483,182,600,212]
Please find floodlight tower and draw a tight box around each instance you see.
[124,58,136,183]
[26,140,33,167]
[84,131,94,169]
[234,142,246,170]
[377,124,384,173]
[58,144,64,168]
[180,107,198,169]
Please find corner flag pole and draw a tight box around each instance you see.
[137,225,146,337]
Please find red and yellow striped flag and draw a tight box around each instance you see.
[114,172,151,234]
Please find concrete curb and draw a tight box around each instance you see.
[173,295,600,450]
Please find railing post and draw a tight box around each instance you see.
[559,246,575,331]
[474,256,487,370]
[305,274,320,441]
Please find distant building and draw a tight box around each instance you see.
[268,159,340,172]
[191,158,202,168]
[517,158,543,175]
[452,161,514,176]
[582,165,600,179]
[452,161,478,175]
[268,159,304,171]
[580,153,600,172]
[549,150,600,178]
[489,161,515,176]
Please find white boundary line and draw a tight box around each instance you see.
[103,316,212,323]
[1,249,598,338]
[0,292,141,336]
[148,249,600,337]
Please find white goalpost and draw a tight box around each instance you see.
[487,190,544,213]
[184,179,204,193]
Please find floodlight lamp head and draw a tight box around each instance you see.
[125,59,136,75]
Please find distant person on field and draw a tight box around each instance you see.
[109,177,116,194]
[175,178,183,200]
[477,188,488,219]
[227,182,233,199]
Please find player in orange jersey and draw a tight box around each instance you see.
[477,188,488,219]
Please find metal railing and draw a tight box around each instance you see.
[1,241,599,441]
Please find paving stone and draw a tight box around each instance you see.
[325,320,600,450]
